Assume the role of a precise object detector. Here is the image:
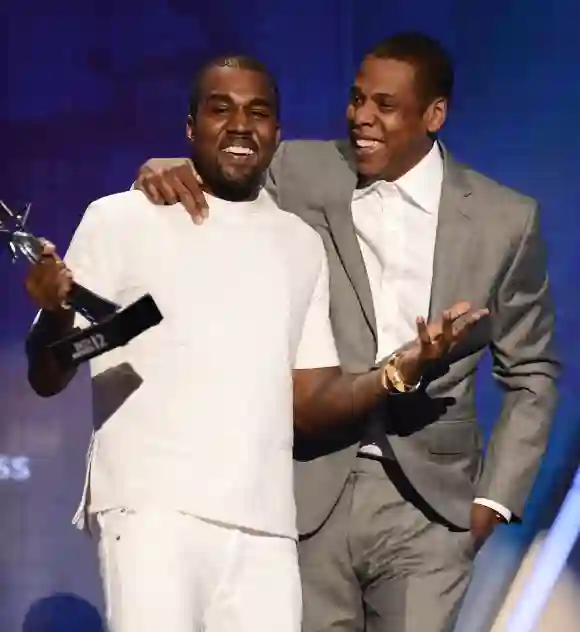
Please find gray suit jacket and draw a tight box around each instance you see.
[266,139,559,535]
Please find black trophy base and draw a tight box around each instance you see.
[48,293,163,368]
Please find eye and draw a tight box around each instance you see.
[375,98,396,113]
[210,104,229,115]
[251,109,271,119]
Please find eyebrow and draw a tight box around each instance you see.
[205,93,231,102]
[350,87,397,101]
[373,92,397,101]
[205,93,274,108]
[248,97,275,109]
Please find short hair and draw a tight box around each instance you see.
[188,54,280,118]
[369,32,454,106]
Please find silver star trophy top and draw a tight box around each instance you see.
[0,199,44,264]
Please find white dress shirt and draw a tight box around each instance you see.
[352,142,511,522]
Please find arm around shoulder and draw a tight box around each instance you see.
[264,141,288,203]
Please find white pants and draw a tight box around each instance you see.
[96,507,301,632]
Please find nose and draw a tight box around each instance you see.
[227,107,252,133]
[352,100,375,127]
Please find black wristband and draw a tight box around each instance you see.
[26,309,76,353]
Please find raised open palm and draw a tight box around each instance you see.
[395,302,489,386]
[415,301,489,362]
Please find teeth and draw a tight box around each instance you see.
[356,139,380,149]
[223,146,255,155]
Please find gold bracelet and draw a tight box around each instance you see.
[381,352,421,393]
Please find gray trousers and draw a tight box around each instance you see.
[298,457,475,632]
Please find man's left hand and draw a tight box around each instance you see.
[396,301,489,386]
[470,504,506,551]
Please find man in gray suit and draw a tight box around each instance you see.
[133,33,559,632]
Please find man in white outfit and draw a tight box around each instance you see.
[24,55,485,632]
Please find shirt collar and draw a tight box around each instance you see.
[353,142,444,215]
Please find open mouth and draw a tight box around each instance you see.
[352,138,383,155]
[221,145,258,163]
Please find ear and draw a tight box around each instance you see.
[424,98,447,135]
[275,124,281,148]
[186,115,195,142]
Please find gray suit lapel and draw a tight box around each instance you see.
[429,151,475,320]
[324,140,377,341]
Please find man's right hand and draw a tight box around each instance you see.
[25,240,73,312]
[25,240,78,396]
[135,158,209,224]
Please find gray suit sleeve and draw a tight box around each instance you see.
[476,204,560,519]
[264,142,287,203]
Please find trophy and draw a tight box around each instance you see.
[0,200,163,368]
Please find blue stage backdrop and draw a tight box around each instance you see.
[1,2,579,630]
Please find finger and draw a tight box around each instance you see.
[192,164,203,184]
[426,302,470,342]
[189,165,210,219]
[469,308,489,322]
[171,173,207,222]
[52,267,73,305]
[446,301,471,322]
[40,253,66,270]
[38,254,64,271]
[57,268,73,300]
[152,175,179,205]
[140,179,164,204]
[51,250,66,266]
[458,308,489,330]
[450,309,489,344]
[38,238,56,257]
[441,309,457,346]
[416,316,432,347]
[133,171,149,194]
[176,163,208,220]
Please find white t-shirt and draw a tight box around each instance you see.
[65,189,338,539]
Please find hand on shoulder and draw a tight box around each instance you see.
[135,158,208,224]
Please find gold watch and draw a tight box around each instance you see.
[381,352,421,393]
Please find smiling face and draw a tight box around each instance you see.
[187,64,280,201]
[346,55,447,182]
